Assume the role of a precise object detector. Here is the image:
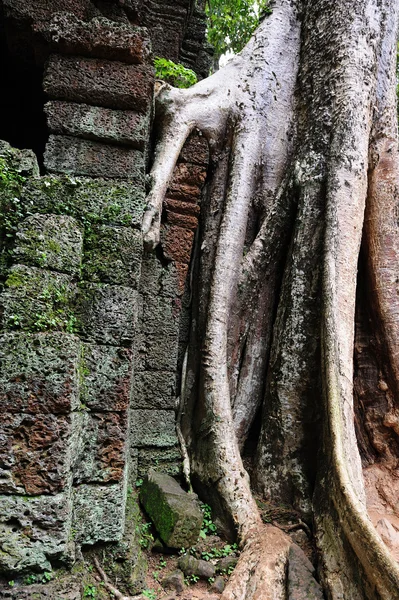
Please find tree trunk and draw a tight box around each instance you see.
[143,0,399,598]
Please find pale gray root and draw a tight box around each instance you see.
[254,167,325,518]
[176,346,192,492]
[318,0,399,597]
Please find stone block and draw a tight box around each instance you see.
[38,13,151,64]
[161,224,195,264]
[287,544,324,600]
[44,55,154,112]
[73,480,126,545]
[83,225,142,286]
[0,332,81,414]
[23,175,146,229]
[164,197,201,216]
[179,132,209,166]
[13,214,83,275]
[170,162,207,188]
[139,253,179,298]
[144,335,178,371]
[2,0,92,22]
[133,371,176,410]
[82,343,133,412]
[142,295,179,337]
[0,140,40,178]
[0,491,73,574]
[130,409,178,448]
[138,447,181,478]
[0,412,78,494]
[73,411,128,484]
[1,265,76,333]
[77,283,138,345]
[140,470,202,548]
[165,210,199,230]
[45,101,150,150]
[44,135,145,180]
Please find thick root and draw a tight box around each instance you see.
[221,525,291,600]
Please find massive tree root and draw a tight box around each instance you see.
[143,0,399,598]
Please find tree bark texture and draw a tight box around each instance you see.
[143,0,399,598]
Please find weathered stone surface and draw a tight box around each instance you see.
[164,197,201,217]
[139,254,179,298]
[143,335,178,370]
[142,295,179,337]
[140,470,202,548]
[131,410,178,447]
[0,140,40,178]
[83,225,142,286]
[14,214,83,275]
[0,332,80,414]
[77,283,138,345]
[0,579,81,599]
[161,225,195,264]
[23,175,146,229]
[211,575,225,593]
[44,135,145,180]
[44,55,154,112]
[165,209,199,231]
[2,0,93,22]
[137,447,181,478]
[73,411,128,484]
[82,343,133,412]
[133,371,176,410]
[0,491,73,573]
[45,101,150,150]
[161,569,185,592]
[38,13,151,64]
[102,490,147,595]
[178,554,216,579]
[287,544,324,600]
[216,555,239,573]
[1,265,76,333]
[73,480,126,545]
[179,132,209,166]
[0,412,79,494]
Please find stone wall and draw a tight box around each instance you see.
[0,0,210,590]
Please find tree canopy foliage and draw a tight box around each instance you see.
[205,0,272,58]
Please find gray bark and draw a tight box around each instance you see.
[143,0,399,597]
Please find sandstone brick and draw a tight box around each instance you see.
[165,210,199,230]
[140,470,202,548]
[38,13,151,64]
[179,132,209,166]
[133,371,176,410]
[139,253,179,298]
[142,295,180,337]
[83,225,143,287]
[162,225,195,264]
[0,412,76,494]
[144,335,178,371]
[130,409,178,447]
[45,101,150,150]
[0,332,81,414]
[73,412,128,484]
[164,197,201,217]
[77,283,138,346]
[170,162,207,188]
[0,491,73,574]
[23,175,146,229]
[44,135,145,180]
[1,265,76,333]
[44,55,154,112]
[13,214,83,275]
[82,343,133,412]
[138,446,181,478]
[73,480,126,545]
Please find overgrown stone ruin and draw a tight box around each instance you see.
[0,1,211,596]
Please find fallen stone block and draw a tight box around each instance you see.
[140,470,203,548]
[287,544,324,600]
[178,554,216,579]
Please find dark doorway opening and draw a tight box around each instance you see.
[0,7,48,169]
